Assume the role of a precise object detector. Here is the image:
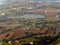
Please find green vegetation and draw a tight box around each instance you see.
[46,23,55,27]
[51,39,60,45]
[57,28,60,32]
[56,28,60,35]
[28,19,40,23]
[3,43,11,45]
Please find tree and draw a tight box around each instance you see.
[35,36,54,45]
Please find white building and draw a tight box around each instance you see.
[56,15,60,21]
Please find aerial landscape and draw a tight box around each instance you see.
[0,0,60,45]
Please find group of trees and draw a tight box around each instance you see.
[33,32,60,45]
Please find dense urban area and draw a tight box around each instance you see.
[0,0,60,45]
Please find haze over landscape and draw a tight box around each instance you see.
[0,0,60,5]
[0,0,60,45]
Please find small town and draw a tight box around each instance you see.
[0,0,60,45]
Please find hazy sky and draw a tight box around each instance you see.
[38,0,60,2]
[0,0,5,2]
[0,0,60,5]
[0,0,60,2]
